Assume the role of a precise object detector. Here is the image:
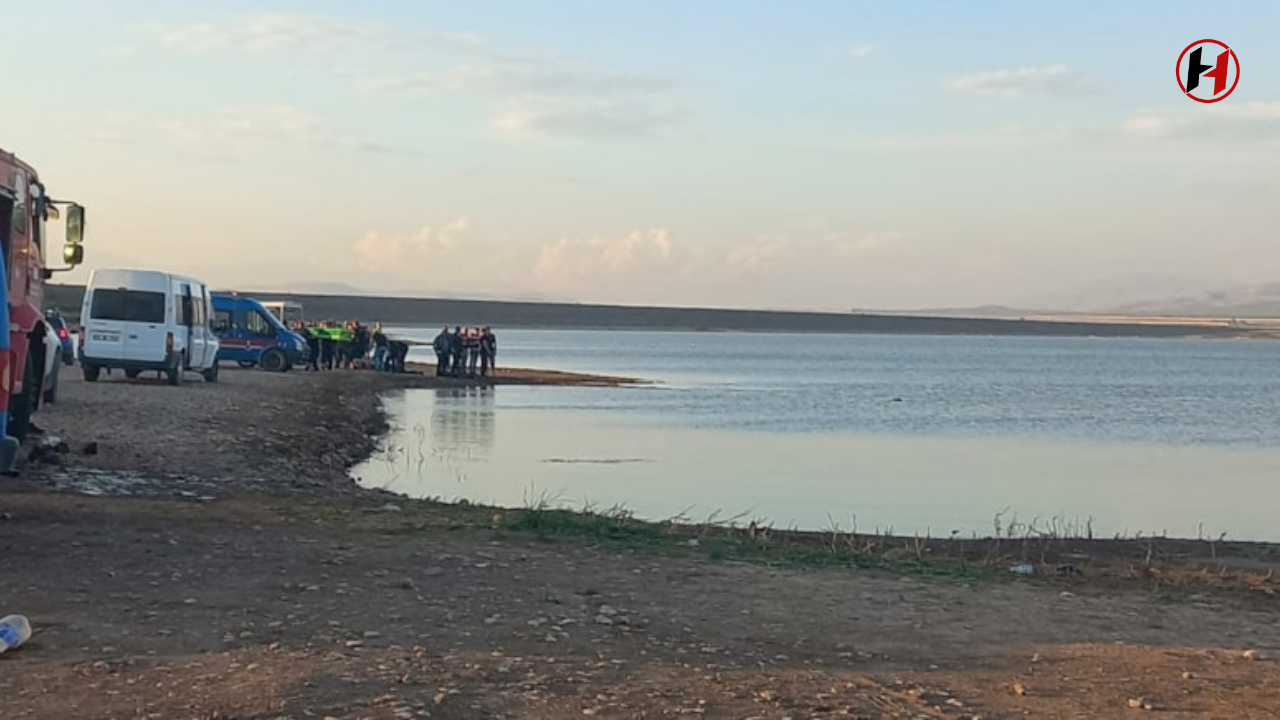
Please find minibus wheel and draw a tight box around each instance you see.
[260,349,287,373]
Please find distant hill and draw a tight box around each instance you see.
[44,284,1257,339]
[901,277,1280,321]
[1101,282,1280,318]
[259,281,560,304]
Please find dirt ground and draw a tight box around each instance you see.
[1,364,1278,719]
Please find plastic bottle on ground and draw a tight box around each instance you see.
[0,614,32,654]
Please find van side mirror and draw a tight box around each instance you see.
[62,243,84,266]
[65,204,85,245]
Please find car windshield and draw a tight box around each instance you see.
[90,289,166,324]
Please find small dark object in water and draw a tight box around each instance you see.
[890,397,903,402]
[82,441,99,456]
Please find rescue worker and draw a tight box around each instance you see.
[371,323,389,371]
[465,326,481,377]
[318,320,336,370]
[480,326,497,377]
[388,339,409,372]
[449,326,465,378]
[297,320,320,371]
[432,327,451,376]
[351,321,370,369]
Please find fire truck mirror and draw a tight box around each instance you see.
[63,243,84,266]
[66,203,85,244]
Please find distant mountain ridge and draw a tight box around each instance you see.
[904,277,1280,320]
[261,281,560,304]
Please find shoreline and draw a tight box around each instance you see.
[348,370,1280,594]
[4,362,1280,717]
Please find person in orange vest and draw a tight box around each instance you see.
[464,326,481,377]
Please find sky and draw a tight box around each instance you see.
[4,1,1278,311]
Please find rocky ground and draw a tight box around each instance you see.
[0,364,1278,719]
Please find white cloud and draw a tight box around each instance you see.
[946,64,1089,98]
[354,218,471,273]
[727,230,903,270]
[726,235,786,271]
[1123,102,1280,142]
[849,44,874,58]
[361,64,673,99]
[533,229,679,286]
[492,97,685,139]
[150,13,685,141]
[829,231,904,257]
[155,14,481,54]
[93,105,400,154]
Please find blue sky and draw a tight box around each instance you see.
[5,2,1277,310]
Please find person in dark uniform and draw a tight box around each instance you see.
[479,326,496,377]
[352,321,370,369]
[318,320,336,370]
[388,339,409,372]
[297,321,320,371]
[449,326,465,378]
[432,327,451,376]
[372,323,389,371]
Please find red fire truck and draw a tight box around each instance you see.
[0,148,86,472]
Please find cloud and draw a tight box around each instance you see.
[492,97,685,139]
[533,229,680,287]
[94,106,402,154]
[155,14,481,55]
[849,44,874,59]
[1123,102,1280,143]
[354,218,471,273]
[361,64,674,99]
[309,221,915,308]
[101,44,137,58]
[727,230,903,271]
[829,231,904,257]
[946,64,1090,98]
[151,12,686,141]
[726,235,786,271]
[362,58,682,141]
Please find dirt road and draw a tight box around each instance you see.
[1,365,1278,719]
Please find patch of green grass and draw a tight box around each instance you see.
[494,498,993,581]
[502,505,666,546]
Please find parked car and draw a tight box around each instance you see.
[211,293,309,371]
[36,320,63,407]
[78,268,221,384]
[44,309,75,365]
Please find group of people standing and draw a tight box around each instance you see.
[432,326,497,378]
[292,319,410,373]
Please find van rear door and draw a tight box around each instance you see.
[82,289,127,359]
[87,287,169,363]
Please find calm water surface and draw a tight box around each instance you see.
[353,329,1280,540]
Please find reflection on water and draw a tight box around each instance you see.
[431,386,496,453]
[354,388,1280,541]
[361,387,496,493]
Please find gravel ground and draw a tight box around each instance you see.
[0,363,1277,719]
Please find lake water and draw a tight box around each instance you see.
[352,329,1280,541]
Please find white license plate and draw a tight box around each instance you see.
[91,333,120,342]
